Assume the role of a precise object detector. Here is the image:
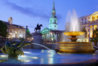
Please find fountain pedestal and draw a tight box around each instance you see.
[58,42,95,53]
[32,32,43,49]
[58,32,95,53]
[70,36,77,42]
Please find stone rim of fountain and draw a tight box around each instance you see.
[64,31,84,42]
[64,31,84,36]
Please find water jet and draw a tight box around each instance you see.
[58,10,95,53]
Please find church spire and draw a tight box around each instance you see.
[53,0,55,10]
[52,0,56,17]
[49,0,58,30]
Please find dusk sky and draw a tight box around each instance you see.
[0,0,98,32]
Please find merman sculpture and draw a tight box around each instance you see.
[1,39,32,60]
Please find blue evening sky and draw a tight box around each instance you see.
[0,0,98,32]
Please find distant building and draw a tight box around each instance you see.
[3,17,26,39]
[49,1,58,30]
[41,2,63,44]
[80,11,98,42]
[41,28,63,43]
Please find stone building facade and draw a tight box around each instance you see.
[80,11,98,42]
[4,17,26,39]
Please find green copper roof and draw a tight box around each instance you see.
[41,28,50,34]
[26,26,31,37]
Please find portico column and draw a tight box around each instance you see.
[97,25,98,29]
[86,26,89,42]
[92,25,94,38]
[89,25,93,38]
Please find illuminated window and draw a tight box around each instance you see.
[82,18,85,23]
[85,18,87,23]
[88,17,90,19]
[54,22,56,24]
[94,25,97,30]
[90,26,93,38]
[55,25,56,27]
[92,16,95,21]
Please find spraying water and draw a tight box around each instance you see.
[31,43,50,50]
[65,11,71,31]
[69,10,80,32]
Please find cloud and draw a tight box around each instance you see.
[1,0,62,22]
[2,0,50,19]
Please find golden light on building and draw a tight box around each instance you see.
[94,25,97,30]
[64,31,84,36]
[7,17,26,39]
[90,25,93,38]
[89,11,98,22]
[80,11,98,41]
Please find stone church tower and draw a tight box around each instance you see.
[8,17,13,24]
[49,1,58,30]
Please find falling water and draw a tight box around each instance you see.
[62,10,81,42]
[69,10,80,32]
[31,43,51,50]
[65,11,71,31]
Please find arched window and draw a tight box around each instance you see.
[92,16,95,21]
[90,25,93,38]
[82,18,85,24]
[94,25,97,30]
[82,18,84,23]
[85,18,87,23]
[97,16,98,19]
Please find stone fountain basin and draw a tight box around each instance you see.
[64,31,84,36]
[57,42,95,53]
[0,49,98,66]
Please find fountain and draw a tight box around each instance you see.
[0,38,34,63]
[0,11,97,65]
[31,43,50,50]
[58,10,95,53]
[0,27,97,65]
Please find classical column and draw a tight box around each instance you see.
[85,26,89,42]
[97,25,98,29]
[89,25,93,38]
[92,25,94,38]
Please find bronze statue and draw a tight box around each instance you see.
[35,24,42,32]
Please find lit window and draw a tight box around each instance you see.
[90,25,93,38]
[50,20,52,22]
[94,25,97,30]
[88,17,90,19]
[54,22,56,24]
[92,16,95,21]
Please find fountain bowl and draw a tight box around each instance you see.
[58,10,95,53]
[57,42,95,53]
[57,32,95,53]
[64,31,84,36]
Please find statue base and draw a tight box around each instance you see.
[32,32,43,49]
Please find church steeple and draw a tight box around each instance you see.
[52,1,56,17]
[49,0,58,30]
